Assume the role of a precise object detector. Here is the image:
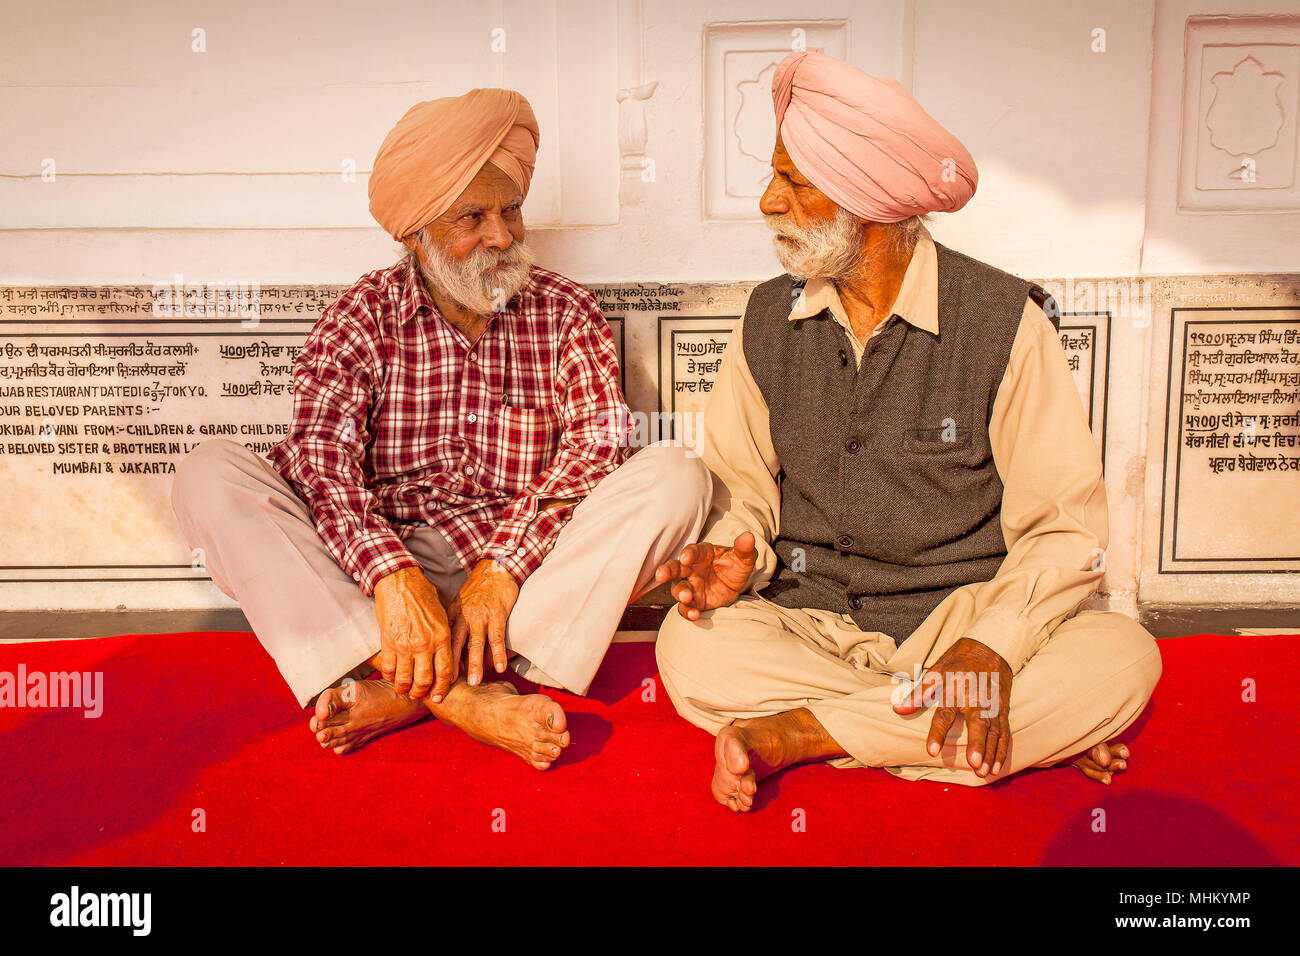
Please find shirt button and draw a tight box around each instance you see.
[837,534,854,551]
[515,547,526,557]
[848,594,864,611]
[844,438,860,454]
[467,413,477,424]
[468,353,478,363]
[464,467,474,476]
[838,349,848,366]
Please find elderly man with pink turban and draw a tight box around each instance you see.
[173,89,710,765]
[655,51,1161,811]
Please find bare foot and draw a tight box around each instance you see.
[310,678,428,755]
[1068,740,1131,785]
[430,680,570,770]
[711,709,847,813]
[713,725,765,812]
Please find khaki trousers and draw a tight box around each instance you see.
[172,438,711,706]
[655,583,1162,786]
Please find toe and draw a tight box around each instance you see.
[314,689,338,725]
[538,727,566,747]
[533,740,562,760]
[538,699,568,735]
[1075,757,1112,784]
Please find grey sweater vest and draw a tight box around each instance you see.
[744,242,1057,643]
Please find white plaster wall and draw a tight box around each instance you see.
[913,0,1156,278]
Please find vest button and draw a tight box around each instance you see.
[847,595,864,611]
[838,349,848,366]
[837,534,854,551]
[844,438,860,454]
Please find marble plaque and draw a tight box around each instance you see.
[0,285,333,583]
[1159,309,1300,571]
[1059,313,1111,459]
[592,282,752,428]
[657,316,738,446]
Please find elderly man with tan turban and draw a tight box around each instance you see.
[172,89,709,765]
[654,51,1161,811]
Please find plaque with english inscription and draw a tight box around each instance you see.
[0,289,322,581]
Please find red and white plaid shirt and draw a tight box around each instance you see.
[266,255,631,596]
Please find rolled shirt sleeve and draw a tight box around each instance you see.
[696,318,783,592]
[961,299,1109,674]
[481,297,633,585]
[268,306,421,597]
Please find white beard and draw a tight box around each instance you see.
[766,206,866,282]
[415,231,536,315]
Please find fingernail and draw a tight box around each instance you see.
[431,695,442,704]
[551,747,559,756]
[546,714,554,729]
[496,663,505,673]
[928,742,939,756]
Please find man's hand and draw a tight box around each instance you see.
[450,559,520,686]
[654,532,758,620]
[892,637,1013,778]
[373,566,455,702]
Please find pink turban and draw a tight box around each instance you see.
[772,50,977,222]
[368,88,540,240]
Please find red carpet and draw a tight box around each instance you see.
[0,631,1294,866]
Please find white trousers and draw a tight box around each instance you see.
[171,438,711,706]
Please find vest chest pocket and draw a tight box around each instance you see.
[902,421,972,453]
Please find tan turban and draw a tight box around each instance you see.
[772,50,977,222]
[368,88,540,240]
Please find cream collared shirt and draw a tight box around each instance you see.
[698,227,1109,673]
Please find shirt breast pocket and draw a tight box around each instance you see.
[489,403,563,484]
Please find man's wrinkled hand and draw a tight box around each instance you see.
[451,559,520,686]
[891,637,1013,778]
[654,532,758,620]
[373,566,455,703]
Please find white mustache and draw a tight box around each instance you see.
[765,216,805,241]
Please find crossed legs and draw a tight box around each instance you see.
[656,593,1161,809]
[171,437,710,764]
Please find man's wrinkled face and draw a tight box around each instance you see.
[409,161,535,315]
[759,135,865,282]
